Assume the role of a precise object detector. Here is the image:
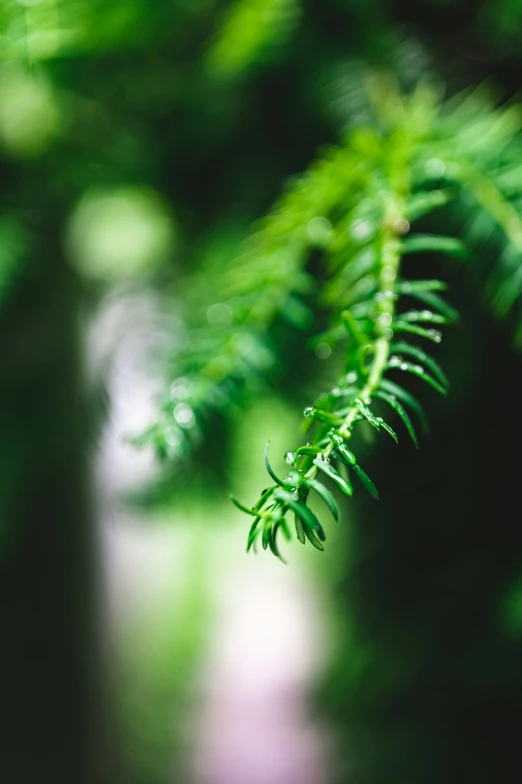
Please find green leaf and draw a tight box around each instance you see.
[379,420,398,443]
[404,289,459,322]
[231,495,257,515]
[404,190,452,221]
[335,245,377,286]
[338,441,357,465]
[374,389,419,448]
[398,309,448,325]
[388,356,447,395]
[380,378,429,433]
[302,524,325,551]
[338,275,378,310]
[262,524,270,550]
[313,457,353,496]
[305,407,344,425]
[275,489,326,540]
[307,479,339,520]
[267,526,287,563]
[353,399,396,441]
[398,279,448,294]
[296,445,322,457]
[355,343,373,376]
[294,512,305,544]
[246,517,261,552]
[328,431,357,465]
[353,463,379,499]
[253,486,275,512]
[308,326,345,348]
[342,309,371,346]
[279,518,292,542]
[492,265,522,317]
[264,441,285,486]
[401,234,468,258]
[390,341,449,387]
[332,449,354,473]
[354,398,381,429]
[392,321,442,343]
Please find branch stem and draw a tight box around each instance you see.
[305,193,405,476]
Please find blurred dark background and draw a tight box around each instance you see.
[1,1,522,783]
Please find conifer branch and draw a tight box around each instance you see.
[133,77,522,558]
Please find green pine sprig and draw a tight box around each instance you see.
[133,75,522,558]
[234,187,455,559]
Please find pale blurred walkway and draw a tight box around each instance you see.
[193,553,327,784]
[92,290,329,784]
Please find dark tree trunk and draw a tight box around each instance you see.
[0,238,116,783]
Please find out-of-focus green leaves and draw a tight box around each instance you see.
[206,0,302,79]
[0,218,26,306]
[401,234,468,258]
[0,64,62,157]
[0,0,195,61]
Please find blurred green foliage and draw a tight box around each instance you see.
[2,1,522,783]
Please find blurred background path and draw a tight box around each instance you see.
[95,291,330,784]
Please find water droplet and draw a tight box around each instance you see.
[350,261,362,279]
[425,158,446,178]
[285,451,296,465]
[165,427,183,447]
[389,355,401,367]
[350,218,373,241]
[307,216,333,247]
[170,377,190,400]
[383,327,393,340]
[378,312,392,327]
[393,218,410,235]
[315,342,331,359]
[364,397,371,405]
[331,386,341,397]
[209,386,230,407]
[400,362,409,371]
[382,265,397,283]
[206,302,233,328]
[173,403,195,428]
[357,278,374,296]
[304,406,314,418]
[346,371,357,384]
